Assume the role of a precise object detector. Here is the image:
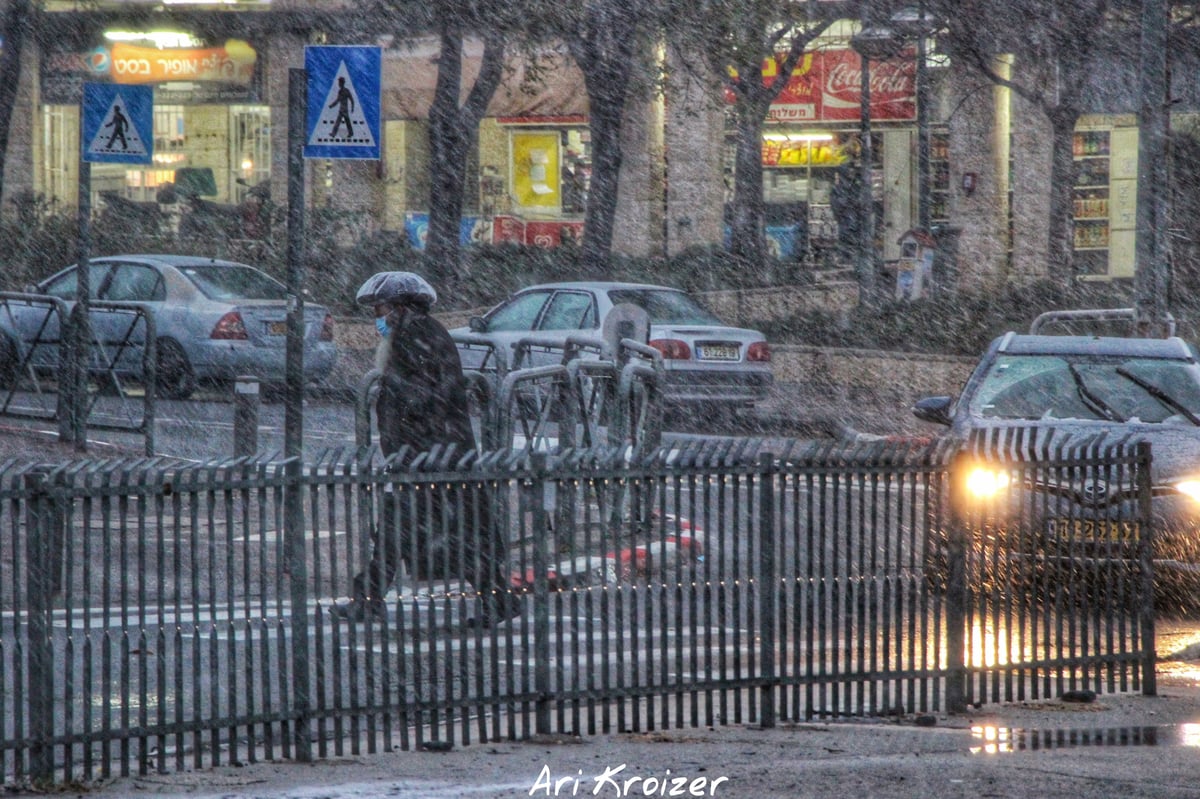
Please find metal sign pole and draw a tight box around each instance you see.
[68,160,91,451]
[284,66,312,764]
[286,68,306,459]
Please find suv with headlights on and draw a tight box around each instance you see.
[912,313,1200,611]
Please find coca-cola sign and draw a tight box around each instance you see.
[752,46,916,122]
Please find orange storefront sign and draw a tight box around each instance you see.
[109,40,257,85]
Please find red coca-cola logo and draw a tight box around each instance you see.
[824,59,914,98]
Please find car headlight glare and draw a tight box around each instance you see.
[965,467,1010,499]
[1174,479,1200,503]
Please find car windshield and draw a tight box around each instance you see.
[485,290,553,332]
[970,353,1200,423]
[606,289,723,325]
[181,265,287,301]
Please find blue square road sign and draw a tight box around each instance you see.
[82,83,154,164]
[304,46,382,160]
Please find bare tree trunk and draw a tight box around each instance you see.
[426,27,468,282]
[0,0,31,203]
[719,19,836,278]
[580,82,626,276]
[425,26,504,284]
[567,0,640,277]
[729,108,766,268]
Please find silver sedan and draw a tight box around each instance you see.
[0,254,338,399]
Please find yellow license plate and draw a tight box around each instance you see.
[1046,518,1139,541]
[267,321,287,335]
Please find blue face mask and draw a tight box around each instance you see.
[375,317,390,338]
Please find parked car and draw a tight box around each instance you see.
[0,255,338,399]
[451,281,773,412]
[912,326,1200,609]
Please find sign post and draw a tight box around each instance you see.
[283,45,381,460]
[70,83,154,449]
[282,50,378,760]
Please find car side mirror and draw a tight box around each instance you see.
[468,316,487,333]
[912,396,954,426]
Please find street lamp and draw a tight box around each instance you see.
[850,22,902,307]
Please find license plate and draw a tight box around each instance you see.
[267,321,287,336]
[1046,518,1139,542]
[698,345,739,361]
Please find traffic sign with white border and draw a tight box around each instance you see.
[304,46,381,160]
[82,83,153,164]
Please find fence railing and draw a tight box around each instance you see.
[0,293,156,455]
[0,434,1155,785]
[361,334,664,455]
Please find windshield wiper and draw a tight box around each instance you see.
[1115,367,1200,426]
[1067,364,1125,421]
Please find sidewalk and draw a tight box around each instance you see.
[15,622,1198,799]
[37,676,1200,799]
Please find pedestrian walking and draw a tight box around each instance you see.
[336,271,520,627]
[105,106,129,150]
[329,76,355,139]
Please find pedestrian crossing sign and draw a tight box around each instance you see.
[304,46,381,160]
[82,83,153,164]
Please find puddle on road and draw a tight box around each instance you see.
[970,723,1200,753]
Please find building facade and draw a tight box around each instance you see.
[6,5,1198,291]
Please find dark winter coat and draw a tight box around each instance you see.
[364,304,507,588]
[375,306,476,461]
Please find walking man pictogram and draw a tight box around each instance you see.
[105,106,129,150]
[329,76,354,139]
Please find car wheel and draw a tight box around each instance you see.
[156,338,197,400]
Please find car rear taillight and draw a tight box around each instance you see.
[319,313,335,342]
[747,341,771,362]
[649,338,691,360]
[210,311,248,340]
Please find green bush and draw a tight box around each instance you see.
[0,194,79,289]
[13,200,1199,360]
[758,279,1161,356]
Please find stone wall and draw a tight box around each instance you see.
[770,343,973,399]
[698,282,859,327]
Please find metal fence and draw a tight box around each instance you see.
[0,434,1155,784]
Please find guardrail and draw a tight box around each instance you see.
[512,333,609,371]
[0,293,156,455]
[0,293,70,430]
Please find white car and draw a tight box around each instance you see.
[452,281,773,411]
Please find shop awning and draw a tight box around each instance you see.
[382,37,588,121]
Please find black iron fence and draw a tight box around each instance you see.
[0,434,1155,785]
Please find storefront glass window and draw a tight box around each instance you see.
[229,105,271,200]
[724,129,882,263]
[41,107,70,207]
